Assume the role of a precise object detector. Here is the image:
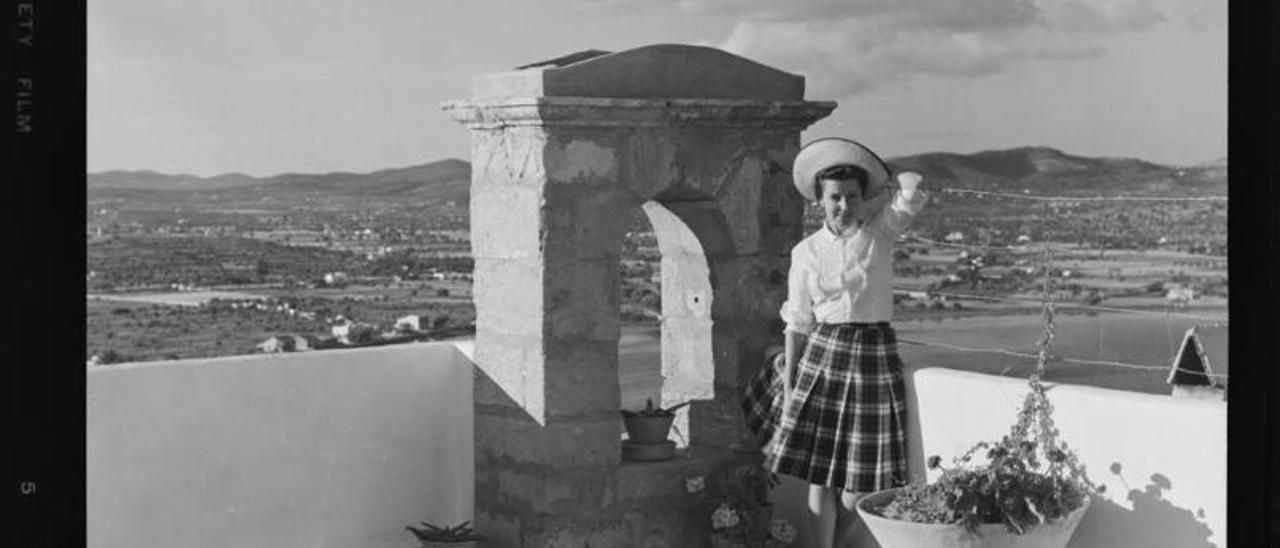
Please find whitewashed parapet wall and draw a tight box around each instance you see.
[88,344,476,548]
[912,368,1226,548]
[443,44,834,547]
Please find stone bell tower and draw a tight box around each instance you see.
[443,44,834,547]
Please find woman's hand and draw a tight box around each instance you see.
[896,171,924,194]
[783,331,806,403]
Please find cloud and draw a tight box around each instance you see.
[1165,0,1227,32]
[541,0,660,13]
[707,0,1168,97]
[537,0,1184,34]
[721,20,1103,96]
[680,0,1042,30]
[678,0,1167,31]
[1036,0,1165,32]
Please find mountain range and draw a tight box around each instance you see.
[87,147,1226,202]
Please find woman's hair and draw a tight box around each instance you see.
[813,164,870,199]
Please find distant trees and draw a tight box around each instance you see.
[638,290,661,312]
[345,324,378,344]
[95,349,125,365]
[619,282,662,322]
[620,261,655,279]
[89,235,365,289]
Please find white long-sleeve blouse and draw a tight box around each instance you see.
[780,188,928,336]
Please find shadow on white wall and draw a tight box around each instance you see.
[1074,463,1217,548]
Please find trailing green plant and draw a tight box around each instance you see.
[405,520,484,544]
[621,398,690,418]
[877,379,1103,534]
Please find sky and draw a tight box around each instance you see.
[87,0,1227,176]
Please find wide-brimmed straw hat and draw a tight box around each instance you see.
[792,138,892,202]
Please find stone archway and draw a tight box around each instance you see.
[642,197,718,407]
[615,199,718,424]
[444,44,834,547]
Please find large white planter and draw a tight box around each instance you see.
[855,488,1091,548]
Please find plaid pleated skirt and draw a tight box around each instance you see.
[742,347,788,450]
[746,323,909,493]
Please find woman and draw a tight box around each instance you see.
[744,138,927,547]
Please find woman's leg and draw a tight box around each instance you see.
[839,490,865,512]
[836,491,868,545]
[807,484,838,548]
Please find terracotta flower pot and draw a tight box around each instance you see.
[622,414,675,444]
[855,488,1091,548]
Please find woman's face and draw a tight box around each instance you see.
[819,177,864,233]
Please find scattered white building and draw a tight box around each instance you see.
[1165,285,1196,308]
[944,231,965,243]
[332,322,378,345]
[323,272,349,286]
[332,323,352,340]
[894,290,930,301]
[1016,234,1033,244]
[256,335,317,354]
[394,314,435,333]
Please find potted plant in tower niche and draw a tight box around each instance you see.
[405,520,485,548]
[855,376,1100,548]
[620,398,689,461]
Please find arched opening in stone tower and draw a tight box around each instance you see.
[617,195,724,448]
[618,207,663,414]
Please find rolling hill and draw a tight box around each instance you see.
[884,147,1224,194]
[269,159,471,198]
[88,158,473,203]
[88,170,262,190]
[87,148,1225,202]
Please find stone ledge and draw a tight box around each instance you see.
[443,97,836,129]
[615,446,753,502]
